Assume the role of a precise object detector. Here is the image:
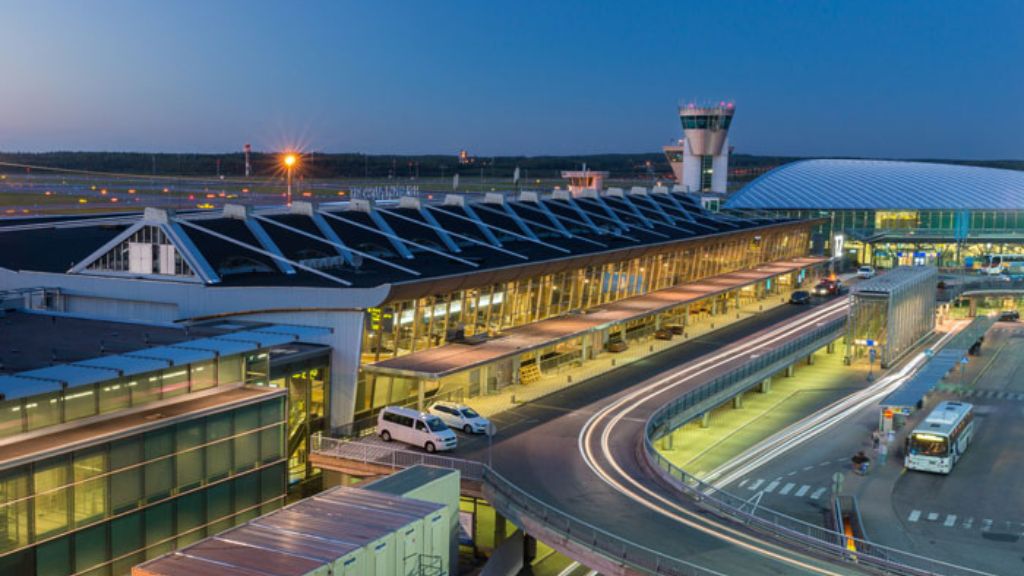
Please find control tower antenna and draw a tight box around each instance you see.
[662,101,735,194]
[244,143,252,177]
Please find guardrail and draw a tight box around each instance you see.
[642,331,991,576]
[311,434,725,576]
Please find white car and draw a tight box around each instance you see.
[428,402,492,434]
[377,406,457,453]
[857,265,876,279]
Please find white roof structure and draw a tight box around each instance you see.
[726,159,1024,210]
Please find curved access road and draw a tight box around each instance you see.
[464,298,856,575]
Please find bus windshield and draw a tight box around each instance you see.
[909,433,948,457]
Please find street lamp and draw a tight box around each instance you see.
[283,153,298,206]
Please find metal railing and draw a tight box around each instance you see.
[641,331,992,576]
[311,434,726,576]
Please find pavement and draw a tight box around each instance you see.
[450,299,862,575]
[721,320,1024,576]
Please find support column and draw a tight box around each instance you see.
[759,377,772,393]
[733,394,743,409]
[827,341,836,354]
[969,298,977,317]
[494,512,508,546]
[807,353,815,365]
[523,534,537,564]
[417,378,426,410]
[700,412,710,428]
[786,364,795,377]
[661,433,673,451]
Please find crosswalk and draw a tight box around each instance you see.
[959,388,1024,401]
[904,509,1024,535]
[737,477,830,501]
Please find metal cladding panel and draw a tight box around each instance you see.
[74,354,170,377]
[174,337,258,356]
[18,364,118,387]
[0,375,62,400]
[215,330,296,348]
[126,345,215,366]
[253,324,333,340]
[726,159,1024,210]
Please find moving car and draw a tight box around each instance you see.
[813,279,845,296]
[428,401,492,434]
[999,310,1020,322]
[857,265,876,279]
[789,290,811,305]
[377,406,457,453]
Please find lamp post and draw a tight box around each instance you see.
[283,153,297,206]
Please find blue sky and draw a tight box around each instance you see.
[1,0,1021,158]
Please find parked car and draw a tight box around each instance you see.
[377,406,457,453]
[789,290,811,305]
[857,265,876,279]
[606,339,628,353]
[428,401,492,434]
[813,279,845,296]
[999,310,1020,322]
[664,324,685,335]
[654,328,673,340]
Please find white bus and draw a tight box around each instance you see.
[905,401,975,474]
[983,254,1024,276]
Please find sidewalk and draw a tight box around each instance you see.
[465,292,794,419]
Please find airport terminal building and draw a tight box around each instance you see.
[0,188,825,574]
[726,159,1024,269]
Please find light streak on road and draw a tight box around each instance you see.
[578,299,853,575]
[705,322,966,490]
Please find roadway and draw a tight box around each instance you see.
[455,297,857,575]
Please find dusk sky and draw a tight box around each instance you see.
[1,0,1022,159]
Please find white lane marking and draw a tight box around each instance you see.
[738,479,748,488]
[981,518,993,531]
[963,517,974,529]
[779,482,795,495]
[944,514,957,527]
[763,480,780,493]
[810,488,827,500]
[556,562,581,576]
[927,512,939,521]
[795,485,810,497]
[748,479,763,491]
[803,465,814,471]
[908,510,921,522]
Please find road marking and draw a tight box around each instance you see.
[943,514,957,527]
[981,518,993,531]
[795,485,810,497]
[963,517,974,529]
[764,480,780,493]
[787,471,796,476]
[820,461,831,466]
[747,479,763,490]
[927,512,939,521]
[779,482,795,495]
[803,465,814,471]
[908,510,921,522]
[810,488,826,500]
[738,479,748,488]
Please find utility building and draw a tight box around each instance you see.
[846,266,937,368]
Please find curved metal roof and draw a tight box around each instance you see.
[726,159,1024,210]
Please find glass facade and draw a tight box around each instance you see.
[0,395,286,576]
[847,267,937,368]
[354,226,811,420]
[772,208,1024,269]
[0,354,248,442]
[268,353,329,488]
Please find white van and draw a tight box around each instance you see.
[377,406,457,453]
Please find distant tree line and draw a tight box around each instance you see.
[0,151,1018,181]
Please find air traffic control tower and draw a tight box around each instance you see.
[663,102,735,193]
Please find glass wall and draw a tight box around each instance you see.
[353,225,812,419]
[268,355,329,488]
[0,353,249,442]
[0,395,286,576]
